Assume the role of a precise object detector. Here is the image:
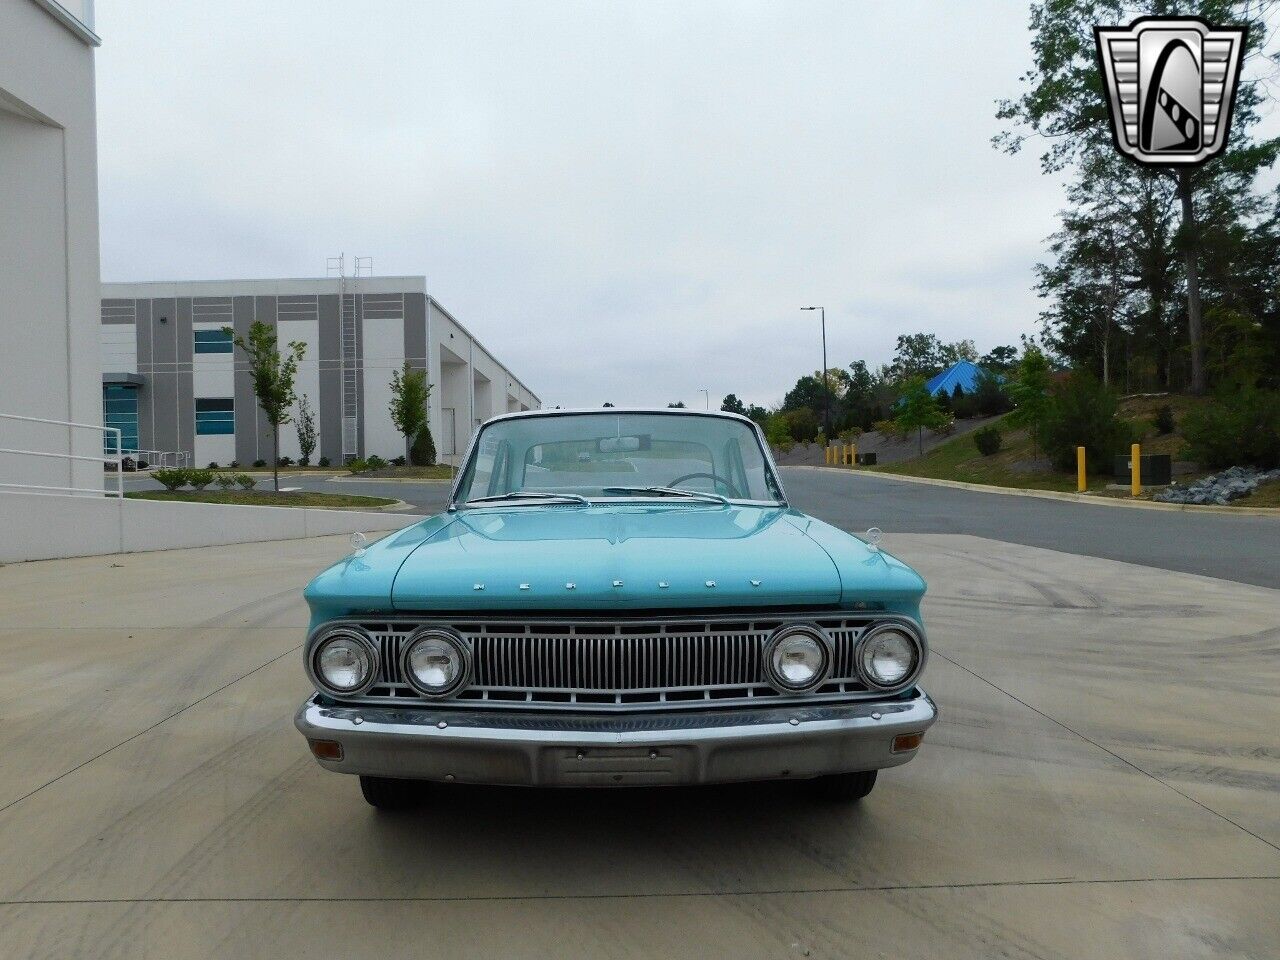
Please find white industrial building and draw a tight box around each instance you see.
[101,276,540,466]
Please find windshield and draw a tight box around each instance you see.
[454,413,784,505]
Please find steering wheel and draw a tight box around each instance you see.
[667,472,744,498]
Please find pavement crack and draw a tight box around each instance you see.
[1,875,1277,907]
[0,643,301,817]
[931,648,1280,856]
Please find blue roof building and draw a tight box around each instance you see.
[924,360,990,396]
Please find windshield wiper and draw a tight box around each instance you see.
[460,491,589,508]
[601,485,729,505]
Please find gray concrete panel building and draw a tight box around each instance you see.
[100,277,539,467]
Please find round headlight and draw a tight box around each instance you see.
[763,625,831,692]
[401,629,469,698]
[313,631,376,694]
[858,626,920,688]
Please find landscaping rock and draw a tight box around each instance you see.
[1153,466,1280,506]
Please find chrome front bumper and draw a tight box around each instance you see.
[295,689,937,787]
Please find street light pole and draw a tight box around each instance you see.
[802,306,829,437]
[699,389,710,410]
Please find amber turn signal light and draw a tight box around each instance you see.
[892,732,924,753]
[309,739,344,761]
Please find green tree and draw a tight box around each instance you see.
[667,401,687,408]
[388,363,432,463]
[225,321,304,492]
[980,345,1019,373]
[720,393,747,415]
[894,377,949,456]
[295,393,317,466]
[1007,346,1054,458]
[997,0,1280,394]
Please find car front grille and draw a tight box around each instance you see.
[329,612,902,711]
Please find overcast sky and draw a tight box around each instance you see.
[95,0,1065,408]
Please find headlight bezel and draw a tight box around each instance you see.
[399,627,471,699]
[762,623,833,693]
[307,625,379,696]
[856,622,925,690]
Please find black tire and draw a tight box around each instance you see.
[809,770,877,802]
[359,775,424,809]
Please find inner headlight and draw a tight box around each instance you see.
[858,626,920,688]
[401,629,469,697]
[764,625,831,692]
[312,631,376,694]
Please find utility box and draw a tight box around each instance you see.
[1114,453,1171,486]
[857,452,877,466]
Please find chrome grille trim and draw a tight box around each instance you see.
[311,613,923,712]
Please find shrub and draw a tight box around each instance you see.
[253,459,266,468]
[277,455,293,467]
[347,458,369,474]
[229,460,239,469]
[1153,405,1175,435]
[874,418,906,440]
[1183,387,1280,469]
[207,462,220,470]
[317,456,331,468]
[411,425,437,466]
[973,425,1002,456]
[391,455,407,467]
[952,392,979,419]
[152,468,189,491]
[186,468,215,491]
[214,473,236,490]
[366,454,387,471]
[1038,374,1132,473]
[298,456,310,467]
[974,369,1013,416]
[136,460,150,470]
[837,426,863,442]
[234,473,256,490]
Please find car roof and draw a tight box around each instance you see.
[482,407,758,427]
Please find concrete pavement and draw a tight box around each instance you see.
[1,531,1277,958]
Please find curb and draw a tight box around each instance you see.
[786,466,1280,517]
[328,476,454,485]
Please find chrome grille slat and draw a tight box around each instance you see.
[341,613,899,711]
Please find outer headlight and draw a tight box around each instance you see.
[400,628,470,698]
[310,628,377,695]
[763,624,832,693]
[858,625,922,689]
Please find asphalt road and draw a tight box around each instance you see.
[116,466,1279,588]
[778,468,1279,589]
[3,531,1277,958]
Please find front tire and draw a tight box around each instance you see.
[359,775,423,809]
[809,770,877,801]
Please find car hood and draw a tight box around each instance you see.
[390,504,841,610]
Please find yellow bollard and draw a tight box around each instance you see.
[851,443,858,467]
[824,445,831,466]
[1130,443,1141,496]
[1076,446,1086,493]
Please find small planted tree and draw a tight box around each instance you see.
[388,362,432,464]
[1007,346,1052,458]
[894,377,949,456]
[295,393,317,466]
[411,424,437,466]
[225,322,304,492]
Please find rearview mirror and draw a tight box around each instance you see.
[597,435,651,453]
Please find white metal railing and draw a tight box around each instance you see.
[0,413,123,498]
[118,448,190,469]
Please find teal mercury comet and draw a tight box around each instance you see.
[296,409,936,808]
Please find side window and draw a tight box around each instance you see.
[195,398,234,435]
[194,329,234,354]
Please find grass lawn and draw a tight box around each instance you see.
[1237,478,1280,508]
[126,490,398,509]
[353,465,456,480]
[865,395,1232,497]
